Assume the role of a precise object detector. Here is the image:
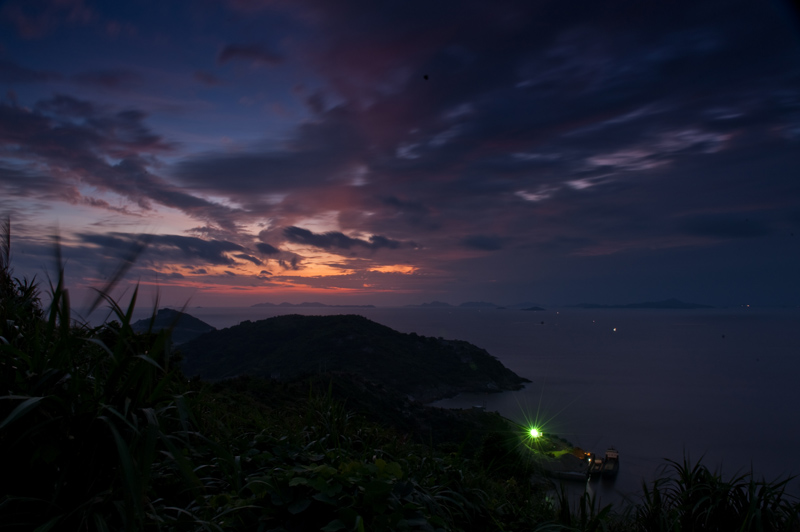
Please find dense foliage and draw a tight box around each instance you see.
[1,221,799,531]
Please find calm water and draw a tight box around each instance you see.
[122,305,800,505]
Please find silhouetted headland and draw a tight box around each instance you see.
[180,314,529,403]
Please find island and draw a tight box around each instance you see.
[130,308,216,345]
[180,314,529,403]
[251,301,376,308]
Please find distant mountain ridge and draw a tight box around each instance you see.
[131,308,216,345]
[570,298,713,309]
[180,314,529,403]
[404,301,502,308]
[251,302,376,308]
[252,300,547,309]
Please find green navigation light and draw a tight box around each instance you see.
[529,427,541,438]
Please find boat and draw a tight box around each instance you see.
[588,454,604,477]
[601,447,619,478]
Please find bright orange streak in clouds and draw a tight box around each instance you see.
[368,265,417,274]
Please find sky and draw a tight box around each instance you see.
[1,0,800,308]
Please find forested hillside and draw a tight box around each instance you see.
[181,314,529,403]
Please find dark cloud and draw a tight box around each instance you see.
[0,96,246,231]
[256,242,280,255]
[368,235,408,250]
[3,95,171,159]
[0,58,60,83]
[380,196,429,215]
[80,196,138,215]
[278,256,301,270]
[283,226,414,252]
[79,232,244,266]
[0,164,73,200]
[375,196,440,230]
[679,216,772,239]
[217,44,282,65]
[235,253,263,266]
[148,234,244,265]
[461,235,504,251]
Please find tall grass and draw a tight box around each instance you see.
[633,456,800,532]
[0,219,201,530]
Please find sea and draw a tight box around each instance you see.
[119,305,800,507]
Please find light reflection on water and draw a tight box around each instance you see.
[120,305,800,506]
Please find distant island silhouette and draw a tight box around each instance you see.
[570,298,713,309]
[131,308,216,344]
[251,301,376,308]
[404,301,503,308]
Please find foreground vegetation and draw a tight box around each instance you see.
[1,223,799,531]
